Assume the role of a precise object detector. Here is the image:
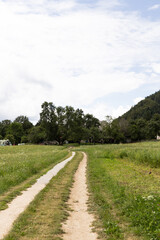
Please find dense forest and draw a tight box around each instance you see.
[0,90,160,145]
[115,90,160,142]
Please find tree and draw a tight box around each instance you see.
[0,120,12,138]
[101,116,114,143]
[14,116,33,134]
[135,118,147,141]
[110,120,125,143]
[7,122,23,144]
[40,102,58,141]
[129,121,139,142]
[56,106,66,144]
[89,127,101,143]
[84,114,100,129]
[5,134,15,144]
[64,106,76,142]
[146,120,159,139]
[21,135,28,143]
[72,108,85,143]
[118,118,129,139]
[28,126,46,144]
[64,107,85,143]
[81,114,100,143]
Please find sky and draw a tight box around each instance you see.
[0,0,160,123]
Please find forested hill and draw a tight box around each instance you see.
[121,90,160,121]
[112,90,160,142]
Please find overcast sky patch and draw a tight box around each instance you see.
[0,0,160,123]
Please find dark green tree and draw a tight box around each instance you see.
[0,120,12,138]
[14,116,33,134]
[7,122,23,144]
[28,126,46,144]
[5,134,15,144]
[101,116,114,143]
[146,120,159,139]
[84,114,100,129]
[128,121,139,142]
[136,118,147,141]
[64,106,76,142]
[40,102,58,141]
[56,106,66,144]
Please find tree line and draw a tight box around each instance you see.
[104,114,160,143]
[0,102,100,145]
[0,101,160,145]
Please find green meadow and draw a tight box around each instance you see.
[76,142,160,240]
[1,142,160,240]
[0,145,69,209]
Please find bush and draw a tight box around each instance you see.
[21,135,28,143]
[119,150,128,159]
[5,134,15,144]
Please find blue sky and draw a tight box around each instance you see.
[0,0,159,122]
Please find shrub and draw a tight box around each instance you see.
[119,150,128,159]
[5,134,15,144]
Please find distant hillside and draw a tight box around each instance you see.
[114,90,160,142]
[121,90,160,121]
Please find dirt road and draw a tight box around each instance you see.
[62,152,98,240]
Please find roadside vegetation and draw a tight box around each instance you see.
[0,145,69,210]
[75,142,160,240]
[4,152,82,240]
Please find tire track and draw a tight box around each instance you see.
[62,152,97,240]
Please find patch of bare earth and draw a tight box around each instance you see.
[62,152,98,240]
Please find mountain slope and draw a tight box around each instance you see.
[121,90,160,121]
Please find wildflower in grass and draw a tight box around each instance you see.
[147,195,154,200]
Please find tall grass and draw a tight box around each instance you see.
[0,145,68,195]
[78,141,160,167]
[76,142,160,239]
[120,149,160,167]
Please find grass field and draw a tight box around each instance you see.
[75,142,160,240]
[1,142,160,240]
[0,145,69,210]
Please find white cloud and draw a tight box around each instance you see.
[95,0,121,9]
[149,4,160,10]
[151,63,160,74]
[133,97,144,105]
[0,0,160,122]
[111,105,131,118]
[83,103,130,120]
[83,103,110,121]
[0,0,77,15]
